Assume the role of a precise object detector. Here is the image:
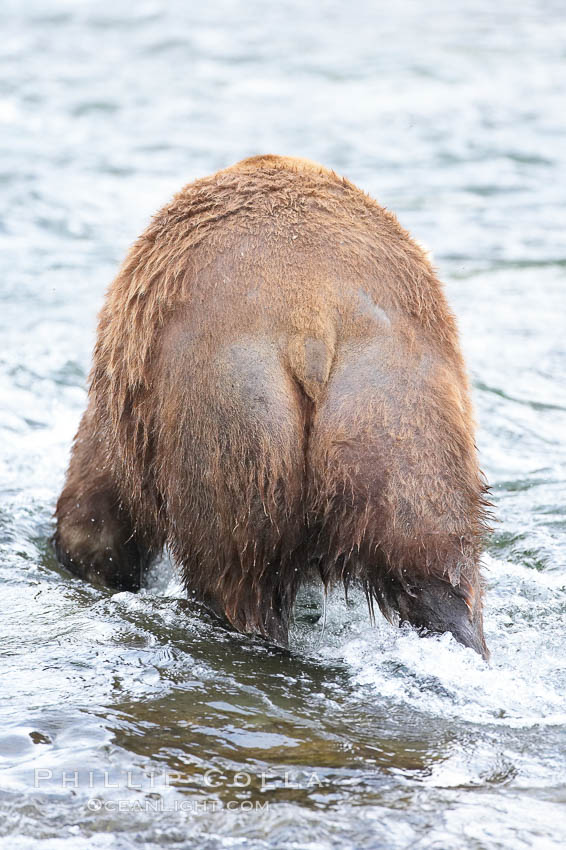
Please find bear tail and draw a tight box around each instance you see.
[286,333,335,403]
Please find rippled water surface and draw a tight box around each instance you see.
[1,1,566,848]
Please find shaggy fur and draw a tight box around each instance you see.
[54,155,490,657]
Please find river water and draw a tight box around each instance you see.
[1,1,565,848]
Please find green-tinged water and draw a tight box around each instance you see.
[1,1,565,847]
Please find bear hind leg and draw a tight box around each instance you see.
[308,344,489,658]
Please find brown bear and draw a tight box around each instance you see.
[54,155,490,658]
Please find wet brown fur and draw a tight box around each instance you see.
[54,155,490,656]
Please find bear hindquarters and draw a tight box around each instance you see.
[308,341,489,659]
[54,404,156,591]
